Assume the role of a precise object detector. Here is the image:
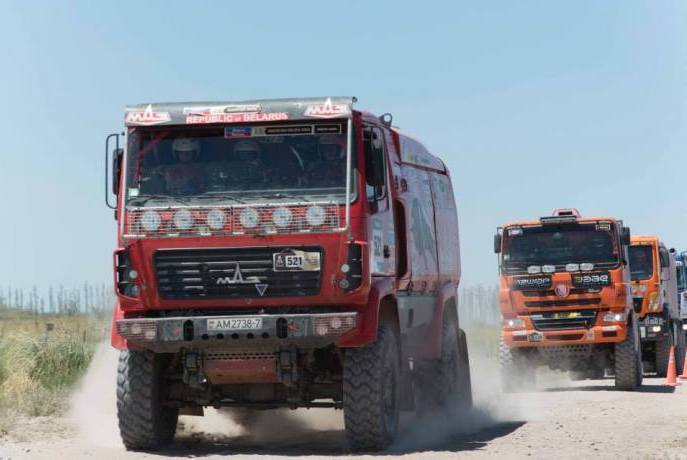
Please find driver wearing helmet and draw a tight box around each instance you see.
[308,135,346,188]
[232,140,265,187]
[164,137,203,195]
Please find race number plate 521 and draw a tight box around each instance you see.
[207,317,263,331]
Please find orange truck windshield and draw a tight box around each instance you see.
[502,222,620,274]
[629,245,654,281]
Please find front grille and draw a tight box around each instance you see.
[521,288,591,297]
[154,247,322,300]
[525,298,601,308]
[530,310,597,331]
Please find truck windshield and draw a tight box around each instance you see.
[628,245,654,281]
[677,262,686,291]
[501,223,620,273]
[124,122,352,206]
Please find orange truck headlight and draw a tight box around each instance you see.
[502,318,525,329]
[603,312,627,323]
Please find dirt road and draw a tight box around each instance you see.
[2,344,687,459]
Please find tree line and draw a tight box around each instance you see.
[0,282,115,316]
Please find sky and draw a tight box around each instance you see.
[0,0,686,291]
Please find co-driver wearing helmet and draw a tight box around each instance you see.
[308,135,346,188]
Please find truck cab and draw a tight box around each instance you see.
[105,97,471,451]
[494,208,642,390]
[629,237,685,375]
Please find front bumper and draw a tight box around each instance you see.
[638,316,667,341]
[503,323,627,347]
[116,312,357,353]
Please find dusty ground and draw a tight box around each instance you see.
[2,343,687,459]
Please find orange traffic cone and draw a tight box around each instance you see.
[665,345,681,387]
[679,350,687,380]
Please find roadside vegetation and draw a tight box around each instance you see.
[0,309,109,434]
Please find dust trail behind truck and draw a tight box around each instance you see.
[494,208,642,391]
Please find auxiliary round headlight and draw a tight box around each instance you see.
[240,208,260,228]
[206,209,226,230]
[173,209,194,230]
[305,205,326,227]
[272,207,292,228]
[140,210,161,232]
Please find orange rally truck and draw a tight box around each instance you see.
[105,97,472,452]
[494,208,642,391]
[629,236,685,375]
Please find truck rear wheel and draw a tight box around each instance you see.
[655,330,672,377]
[116,350,178,451]
[499,336,533,393]
[343,322,400,451]
[614,314,643,390]
[415,320,473,416]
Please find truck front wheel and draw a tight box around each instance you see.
[116,350,178,450]
[614,314,643,390]
[343,322,400,451]
[499,336,534,393]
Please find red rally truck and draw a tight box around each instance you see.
[105,97,472,451]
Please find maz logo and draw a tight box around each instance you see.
[215,263,268,296]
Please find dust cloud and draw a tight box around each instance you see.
[67,331,539,453]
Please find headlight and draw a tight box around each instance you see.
[305,205,326,227]
[206,209,226,230]
[542,265,555,273]
[565,263,580,272]
[173,209,194,230]
[140,210,161,232]
[272,207,292,228]
[603,312,627,322]
[580,263,594,271]
[240,208,259,228]
[527,265,541,274]
[503,318,525,328]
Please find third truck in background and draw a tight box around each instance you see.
[629,236,686,376]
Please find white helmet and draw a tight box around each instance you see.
[173,137,200,155]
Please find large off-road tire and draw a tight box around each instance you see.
[499,336,534,393]
[654,330,671,377]
[614,314,643,390]
[415,320,473,416]
[343,322,400,452]
[674,320,686,375]
[116,350,178,451]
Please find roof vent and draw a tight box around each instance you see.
[551,208,580,217]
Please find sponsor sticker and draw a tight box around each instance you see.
[183,104,261,115]
[125,104,171,125]
[304,98,350,118]
[186,112,289,124]
[315,124,343,134]
[571,271,611,288]
[224,127,253,138]
[512,276,552,290]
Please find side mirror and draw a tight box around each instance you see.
[364,128,386,187]
[494,234,502,254]
[112,148,123,196]
[621,226,631,246]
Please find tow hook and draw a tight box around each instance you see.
[182,351,206,388]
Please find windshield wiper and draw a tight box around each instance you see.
[250,192,310,202]
[128,195,191,207]
[194,193,246,205]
